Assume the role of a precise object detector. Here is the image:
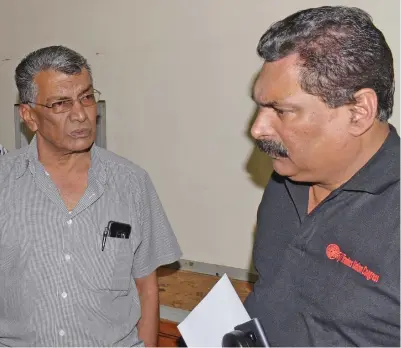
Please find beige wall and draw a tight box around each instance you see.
[0,0,399,270]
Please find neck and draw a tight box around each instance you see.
[36,135,91,173]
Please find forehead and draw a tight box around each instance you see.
[253,54,303,104]
[34,68,92,99]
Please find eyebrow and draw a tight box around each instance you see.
[257,100,280,108]
[251,93,279,108]
[46,84,94,102]
[251,93,297,109]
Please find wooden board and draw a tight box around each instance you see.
[158,267,253,311]
[158,319,181,347]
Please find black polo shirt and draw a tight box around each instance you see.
[244,125,400,347]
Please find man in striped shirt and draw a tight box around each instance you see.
[0,46,182,347]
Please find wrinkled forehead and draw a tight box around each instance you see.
[33,68,92,100]
[253,54,303,104]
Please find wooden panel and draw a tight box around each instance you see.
[160,319,181,337]
[159,319,180,347]
[158,335,178,347]
[158,267,253,311]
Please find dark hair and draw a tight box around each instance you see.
[15,45,92,104]
[257,6,394,121]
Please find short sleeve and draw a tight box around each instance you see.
[132,172,182,278]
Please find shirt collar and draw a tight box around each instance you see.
[15,136,37,179]
[342,124,400,194]
[284,123,399,213]
[90,144,108,185]
[15,135,108,186]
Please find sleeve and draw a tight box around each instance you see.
[131,171,182,278]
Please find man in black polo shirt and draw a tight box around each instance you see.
[244,6,400,347]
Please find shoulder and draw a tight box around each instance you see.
[0,147,28,181]
[95,146,148,177]
[94,146,152,194]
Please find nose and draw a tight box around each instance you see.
[251,109,275,139]
[69,100,87,123]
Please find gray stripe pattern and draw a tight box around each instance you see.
[0,138,182,347]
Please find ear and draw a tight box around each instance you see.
[19,104,39,133]
[348,88,378,136]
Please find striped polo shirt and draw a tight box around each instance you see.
[0,137,182,346]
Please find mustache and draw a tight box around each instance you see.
[255,139,289,158]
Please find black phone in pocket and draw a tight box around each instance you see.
[108,221,131,239]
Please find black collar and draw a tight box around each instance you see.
[283,124,400,219]
[342,124,399,194]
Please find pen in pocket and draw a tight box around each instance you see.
[101,227,108,251]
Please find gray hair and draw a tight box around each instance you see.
[15,45,92,103]
[257,6,394,121]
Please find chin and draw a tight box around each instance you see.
[67,138,94,152]
[273,162,312,183]
[272,158,302,180]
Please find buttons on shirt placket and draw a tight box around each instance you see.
[65,216,73,262]
[58,214,74,343]
[61,291,68,299]
[65,215,73,263]
[64,214,73,268]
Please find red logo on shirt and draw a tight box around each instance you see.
[326,244,380,283]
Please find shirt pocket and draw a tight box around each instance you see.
[104,233,134,291]
[74,203,137,292]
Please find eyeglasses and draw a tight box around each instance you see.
[24,89,101,114]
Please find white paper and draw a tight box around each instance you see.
[177,273,251,347]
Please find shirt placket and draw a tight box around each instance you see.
[290,187,343,254]
[30,158,104,345]
[54,181,102,345]
[54,210,76,345]
[33,168,73,344]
